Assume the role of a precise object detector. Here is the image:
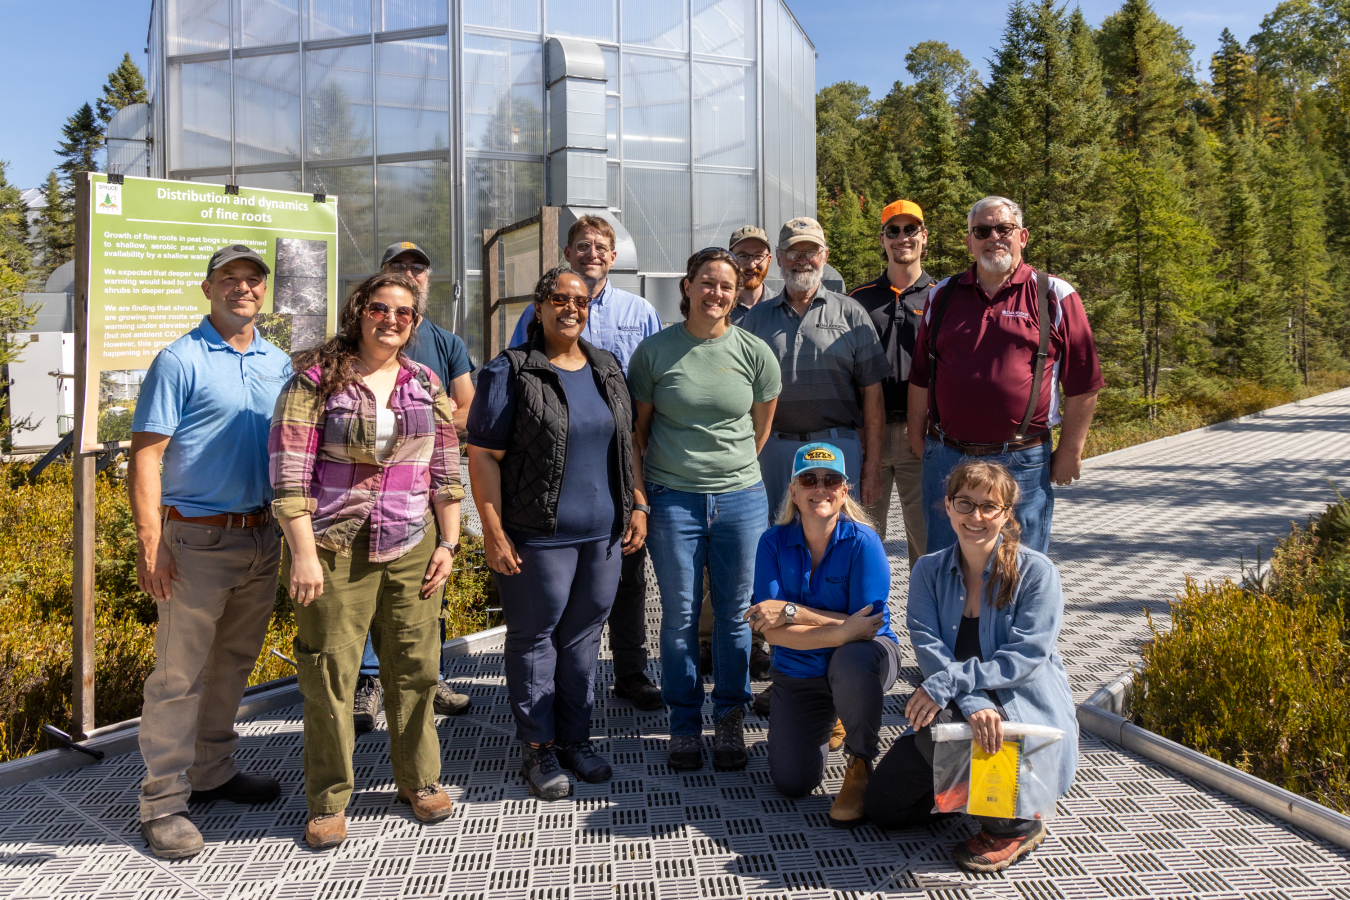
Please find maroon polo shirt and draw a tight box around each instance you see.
[909,262,1103,444]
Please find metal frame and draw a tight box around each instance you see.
[479,206,559,361]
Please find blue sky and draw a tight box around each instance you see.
[0,0,1280,191]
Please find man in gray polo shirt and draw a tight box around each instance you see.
[741,218,888,520]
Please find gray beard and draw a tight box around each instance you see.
[784,267,823,296]
[981,249,1014,275]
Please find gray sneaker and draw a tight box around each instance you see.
[353,674,383,734]
[521,742,571,801]
[433,678,471,716]
[141,813,204,859]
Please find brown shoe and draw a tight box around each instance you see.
[304,811,346,849]
[828,755,870,828]
[828,718,846,752]
[397,784,454,823]
[953,820,1047,872]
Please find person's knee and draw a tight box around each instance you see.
[828,641,884,688]
[769,760,822,798]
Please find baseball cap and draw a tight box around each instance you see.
[880,199,925,225]
[728,225,770,251]
[380,241,431,268]
[206,244,270,278]
[791,442,848,480]
[777,217,827,251]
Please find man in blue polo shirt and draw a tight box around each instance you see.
[129,245,292,860]
[509,215,666,712]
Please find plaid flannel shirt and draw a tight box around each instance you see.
[269,361,464,562]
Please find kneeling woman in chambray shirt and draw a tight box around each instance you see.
[746,442,901,828]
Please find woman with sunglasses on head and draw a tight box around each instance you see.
[628,248,780,772]
[745,443,899,828]
[864,460,1077,873]
[270,272,463,849]
[466,266,646,800]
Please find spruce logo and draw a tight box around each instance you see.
[804,448,836,461]
[95,183,122,215]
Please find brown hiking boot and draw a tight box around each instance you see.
[397,784,454,823]
[953,820,1047,872]
[828,718,846,752]
[304,811,346,849]
[828,755,870,828]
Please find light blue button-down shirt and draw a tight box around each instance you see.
[907,539,1079,816]
[509,278,662,374]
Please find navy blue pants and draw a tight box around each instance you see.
[496,537,623,744]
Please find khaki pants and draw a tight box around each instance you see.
[864,421,926,569]
[139,518,282,822]
[289,525,441,814]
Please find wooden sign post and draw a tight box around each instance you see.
[71,172,96,739]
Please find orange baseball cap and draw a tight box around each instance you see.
[880,199,924,224]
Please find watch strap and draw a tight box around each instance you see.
[438,540,460,552]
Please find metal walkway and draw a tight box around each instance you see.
[4,391,1350,899]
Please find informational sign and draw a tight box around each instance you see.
[79,174,339,451]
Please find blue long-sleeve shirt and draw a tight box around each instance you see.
[509,279,662,374]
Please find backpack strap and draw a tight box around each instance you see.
[925,276,960,430]
[1015,270,1053,439]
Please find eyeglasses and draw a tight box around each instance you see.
[782,247,825,264]
[217,274,265,289]
[386,262,428,276]
[970,223,1018,241]
[796,472,846,489]
[949,496,1011,517]
[366,301,416,324]
[883,223,924,239]
[734,249,771,265]
[547,293,591,309]
[571,240,613,256]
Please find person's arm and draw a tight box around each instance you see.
[1050,390,1098,485]
[128,432,176,601]
[860,382,884,504]
[633,400,655,456]
[423,383,466,596]
[761,605,882,650]
[269,371,327,604]
[746,599,848,630]
[278,513,324,605]
[467,445,520,575]
[907,384,928,457]
[750,398,777,455]
[906,288,935,457]
[623,432,648,556]
[449,372,475,440]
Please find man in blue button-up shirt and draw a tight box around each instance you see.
[509,216,665,711]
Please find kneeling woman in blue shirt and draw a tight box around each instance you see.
[746,442,901,829]
[865,459,1077,874]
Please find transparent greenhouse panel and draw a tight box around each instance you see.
[622,54,689,165]
[234,53,301,167]
[692,0,754,59]
[378,0,448,31]
[377,160,452,273]
[466,159,545,259]
[234,170,304,191]
[170,59,233,171]
[693,62,755,169]
[545,0,614,42]
[305,45,374,160]
[307,165,376,275]
[463,0,538,32]
[168,0,229,55]
[607,162,621,210]
[307,0,372,39]
[694,171,755,251]
[377,36,450,156]
[623,167,691,273]
[462,273,484,367]
[622,0,685,52]
[462,36,545,154]
[237,0,299,47]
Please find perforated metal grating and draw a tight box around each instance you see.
[4,391,1350,898]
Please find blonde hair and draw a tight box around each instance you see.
[945,460,1021,609]
[775,479,876,529]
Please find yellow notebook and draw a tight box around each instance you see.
[967,740,1021,818]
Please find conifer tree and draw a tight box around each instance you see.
[1210,28,1257,126]
[96,54,149,125]
[56,103,103,187]
[908,81,975,280]
[33,172,72,281]
[1097,0,1197,156]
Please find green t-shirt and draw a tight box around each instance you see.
[628,323,781,493]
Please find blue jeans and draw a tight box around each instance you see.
[645,480,767,735]
[920,437,1054,554]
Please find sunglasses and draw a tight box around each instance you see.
[547,293,591,309]
[948,496,1011,517]
[970,223,1018,241]
[386,261,428,276]
[796,472,846,489]
[365,301,416,324]
[883,223,924,239]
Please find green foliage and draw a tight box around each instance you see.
[96,53,148,125]
[33,171,72,281]
[56,103,102,186]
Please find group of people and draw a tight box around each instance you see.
[128,193,1100,875]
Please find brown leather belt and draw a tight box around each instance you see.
[167,507,271,528]
[927,427,1051,457]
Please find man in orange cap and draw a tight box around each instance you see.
[848,200,931,568]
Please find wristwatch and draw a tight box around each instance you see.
[784,602,797,625]
[632,503,652,515]
[438,540,460,553]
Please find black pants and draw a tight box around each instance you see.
[607,544,649,679]
[864,703,1037,837]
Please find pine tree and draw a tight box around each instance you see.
[96,53,149,125]
[1210,28,1256,126]
[1097,0,1197,156]
[908,81,975,280]
[0,163,33,285]
[56,103,103,187]
[33,172,72,281]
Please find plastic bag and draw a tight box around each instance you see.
[930,721,1065,821]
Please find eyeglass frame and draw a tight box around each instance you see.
[545,292,592,310]
[385,261,429,276]
[947,495,1012,517]
[570,239,614,256]
[781,246,826,264]
[969,222,1020,241]
[883,222,925,240]
[364,300,418,324]
[795,472,847,490]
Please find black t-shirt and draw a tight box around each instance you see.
[954,613,1002,708]
[849,272,933,418]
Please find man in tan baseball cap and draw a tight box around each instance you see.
[728,225,772,325]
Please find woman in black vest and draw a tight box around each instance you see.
[466,265,648,800]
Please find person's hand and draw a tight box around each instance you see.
[289,552,325,606]
[860,466,882,507]
[1050,448,1083,486]
[904,685,942,729]
[137,536,178,601]
[909,433,925,458]
[622,509,647,555]
[841,603,883,642]
[421,546,454,598]
[744,599,791,631]
[968,707,1005,754]
[484,530,522,575]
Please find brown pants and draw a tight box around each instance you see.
[864,421,926,570]
[138,517,282,822]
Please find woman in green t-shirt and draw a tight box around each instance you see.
[628,248,781,773]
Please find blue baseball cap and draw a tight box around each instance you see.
[791,442,848,480]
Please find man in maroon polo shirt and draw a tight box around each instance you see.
[906,196,1103,553]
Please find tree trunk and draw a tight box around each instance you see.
[1136,207,1149,413]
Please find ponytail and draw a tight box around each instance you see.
[945,460,1022,610]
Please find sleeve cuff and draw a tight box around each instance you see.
[132,423,177,437]
[271,496,317,519]
[434,481,466,502]
[955,693,996,718]
[467,437,509,452]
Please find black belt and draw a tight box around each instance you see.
[926,427,1051,457]
[773,427,858,442]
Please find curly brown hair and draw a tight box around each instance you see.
[292,271,421,399]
